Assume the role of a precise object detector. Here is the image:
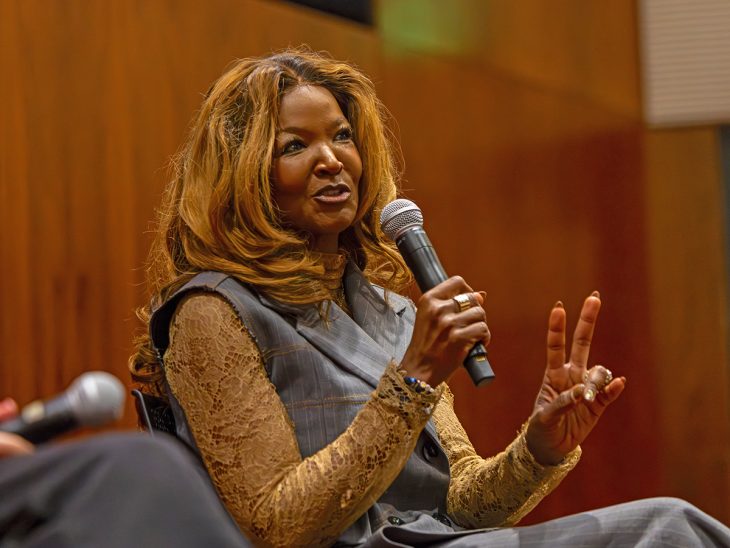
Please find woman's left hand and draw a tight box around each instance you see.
[525,293,626,466]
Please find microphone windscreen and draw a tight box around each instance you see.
[380,199,423,240]
[67,372,125,426]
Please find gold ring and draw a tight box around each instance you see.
[453,293,472,313]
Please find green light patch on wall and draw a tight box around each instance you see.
[379,0,485,56]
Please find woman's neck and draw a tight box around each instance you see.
[316,250,349,314]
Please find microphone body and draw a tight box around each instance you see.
[381,200,496,387]
[0,395,78,444]
[0,372,125,444]
[395,227,448,289]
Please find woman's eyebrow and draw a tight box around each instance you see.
[277,117,349,135]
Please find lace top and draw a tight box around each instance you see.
[163,256,580,546]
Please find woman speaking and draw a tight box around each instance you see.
[130,48,729,547]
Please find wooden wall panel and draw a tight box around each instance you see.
[645,128,730,521]
[1,0,728,529]
[378,0,729,525]
[380,49,660,524]
[0,0,379,425]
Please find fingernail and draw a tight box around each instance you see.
[591,290,600,298]
[583,388,596,402]
[478,291,487,299]
[554,300,564,309]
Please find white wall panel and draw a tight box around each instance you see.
[640,0,730,126]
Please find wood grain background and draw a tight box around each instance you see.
[1,0,728,525]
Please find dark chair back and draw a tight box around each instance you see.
[131,389,177,437]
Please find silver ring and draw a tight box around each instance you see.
[453,293,472,313]
[583,366,613,393]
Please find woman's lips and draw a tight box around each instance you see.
[313,184,351,204]
[314,190,352,204]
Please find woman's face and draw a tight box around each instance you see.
[271,85,362,253]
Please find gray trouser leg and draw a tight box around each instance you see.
[369,497,730,547]
[0,433,250,548]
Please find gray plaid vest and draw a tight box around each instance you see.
[150,262,454,545]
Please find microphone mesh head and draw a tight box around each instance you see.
[68,372,126,426]
[380,199,423,240]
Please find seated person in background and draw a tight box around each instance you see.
[0,397,250,547]
[130,48,730,547]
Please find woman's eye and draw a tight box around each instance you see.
[335,127,353,141]
[281,140,304,155]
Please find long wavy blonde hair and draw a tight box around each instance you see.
[130,48,411,394]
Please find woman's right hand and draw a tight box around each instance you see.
[400,276,490,387]
[0,398,34,458]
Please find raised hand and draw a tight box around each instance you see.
[525,293,626,466]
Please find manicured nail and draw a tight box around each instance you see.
[478,291,487,299]
[554,300,564,309]
[591,291,600,298]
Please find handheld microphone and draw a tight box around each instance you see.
[380,199,496,387]
[0,371,125,444]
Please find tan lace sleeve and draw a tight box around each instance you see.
[163,292,443,548]
[432,385,581,528]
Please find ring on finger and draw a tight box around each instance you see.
[583,366,614,392]
[452,293,473,313]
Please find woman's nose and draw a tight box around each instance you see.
[314,145,343,176]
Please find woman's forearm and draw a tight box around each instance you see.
[432,387,580,528]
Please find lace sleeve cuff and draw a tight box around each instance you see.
[510,423,582,480]
[494,424,581,526]
[375,360,444,425]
